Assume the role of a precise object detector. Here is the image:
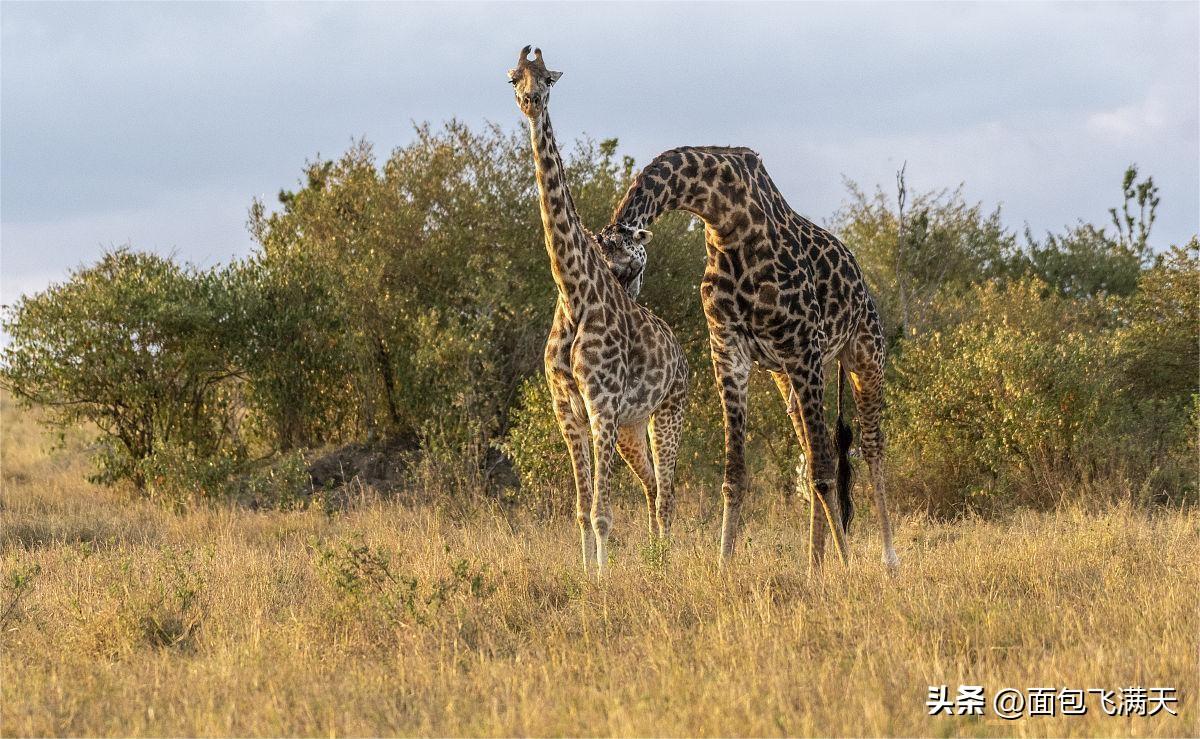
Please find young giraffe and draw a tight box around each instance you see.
[598,147,899,572]
[509,47,689,574]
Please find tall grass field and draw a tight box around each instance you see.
[1,396,1195,737]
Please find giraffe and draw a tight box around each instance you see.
[597,146,899,572]
[509,47,689,574]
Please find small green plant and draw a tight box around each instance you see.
[138,548,207,649]
[0,563,41,630]
[558,570,585,601]
[312,539,492,628]
[639,537,671,573]
[436,556,494,602]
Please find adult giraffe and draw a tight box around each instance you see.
[598,147,898,571]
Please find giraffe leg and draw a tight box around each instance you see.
[589,415,619,575]
[771,371,822,546]
[649,389,686,540]
[552,394,594,571]
[842,345,899,570]
[784,354,850,572]
[713,343,751,563]
[616,423,658,539]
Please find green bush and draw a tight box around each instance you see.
[225,254,360,452]
[498,378,569,514]
[1017,222,1146,299]
[887,280,1116,515]
[1105,241,1199,501]
[141,443,314,511]
[1,250,245,489]
[831,176,1018,343]
[140,443,244,509]
[886,261,1198,515]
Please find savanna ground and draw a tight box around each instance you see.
[1,396,1196,738]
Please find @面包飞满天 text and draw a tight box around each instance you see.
[926,685,1178,720]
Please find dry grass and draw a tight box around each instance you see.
[1,396,1197,737]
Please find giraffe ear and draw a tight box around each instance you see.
[632,228,653,245]
[546,69,563,86]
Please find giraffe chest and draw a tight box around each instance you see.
[573,333,652,411]
[547,308,677,425]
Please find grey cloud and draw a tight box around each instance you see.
[2,1,1197,303]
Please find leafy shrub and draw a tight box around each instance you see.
[225,254,360,452]
[140,443,244,509]
[239,451,314,510]
[1013,166,1160,299]
[887,280,1116,515]
[1,250,244,490]
[1105,241,1199,501]
[1112,242,1199,404]
[141,444,313,511]
[831,176,1018,342]
[1018,222,1146,299]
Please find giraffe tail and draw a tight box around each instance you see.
[835,363,855,533]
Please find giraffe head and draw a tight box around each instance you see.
[508,45,562,118]
[596,223,653,299]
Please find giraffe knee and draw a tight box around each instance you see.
[859,430,885,461]
[721,483,745,508]
[793,455,811,497]
[656,490,674,518]
[591,515,611,538]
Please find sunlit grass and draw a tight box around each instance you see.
[1,397,1195,736]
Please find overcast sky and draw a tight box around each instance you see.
[2,1,1197,303]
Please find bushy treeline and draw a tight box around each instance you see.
[2,122,1195,514]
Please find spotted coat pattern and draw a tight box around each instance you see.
[510,48,689,574]
[600,146,899,570]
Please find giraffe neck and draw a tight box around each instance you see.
[610,147,761,232]
[528,109,608,317]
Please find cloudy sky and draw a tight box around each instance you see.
[2,2,1197,303]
